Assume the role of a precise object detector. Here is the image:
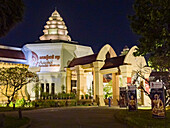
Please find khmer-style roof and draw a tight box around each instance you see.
[68,53,126,69]
[101,55,126,70]
[68,54,98,67]
[0,48,26,60]
[39,10,72,41]
[0,45,26,64]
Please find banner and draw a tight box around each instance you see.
[119,87,127,107]
[150,82,165,118]
[128,85,137,111]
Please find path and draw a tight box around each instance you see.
[4,106,127,128]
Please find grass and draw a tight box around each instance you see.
[4,116,30,128]
[114,108,170,128]
[0,107,41,112]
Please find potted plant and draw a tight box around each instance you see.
[42,92,46,100]
[62,93,66,99]
[66,93,70,99]
[85,94,89,99]
[54,94,58,99]
[81,95,84,99]
[70,92,75,99]
[58,93,61,99]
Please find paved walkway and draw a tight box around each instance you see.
[4,106,128,128]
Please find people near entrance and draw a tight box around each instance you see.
[108,97,111,107]
[152,94,165,117]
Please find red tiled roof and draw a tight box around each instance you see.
[0,48,26,60]
[101,55,126,70]
[68,54,98,67]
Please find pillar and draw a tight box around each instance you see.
[93,61,105,106]
[92,68,96,100]
[76,65,85,100]
[83,73,87,94]
[119,65,133,87]
[112,73,120,106]
[66,68,72,93]
[49,83,51,94]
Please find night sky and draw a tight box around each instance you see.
[0,0,139,54]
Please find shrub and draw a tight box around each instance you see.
[85,94,89,99]
[81,95,84,99]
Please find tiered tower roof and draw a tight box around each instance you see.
[39,10,71,41]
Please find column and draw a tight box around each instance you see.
[49,83,51,94]
[83,73,87,95]
[66,68,72,93]
[92,68,96,100]
[93,61,105,106]
[112,73,120,106]
[119,65,133,87]
[76,65,84,100]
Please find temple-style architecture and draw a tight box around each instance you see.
[66,44,151,106]
[23,10,93,100]
[0,9,152,106]
[39,10,71,41]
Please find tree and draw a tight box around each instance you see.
[128,0,170,71]
[103,80,113,99]
[132,66,169,106]
[0,0,25,37]
[0,67,38,106]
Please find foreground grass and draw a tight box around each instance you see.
[4,116,30,128]
[114,109,170,128]
[0,107,40,112]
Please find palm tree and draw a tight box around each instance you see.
[0,0,25,37]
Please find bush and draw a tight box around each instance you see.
[85,94,89,99]
[70,100,76,106]
[57,101,66,107]
[70,93,76,99]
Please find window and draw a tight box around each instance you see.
[46,83,49,93]
[41,83,44,92]
[71,80,77,92]
[51,83,55,94]
[40,83,44,97]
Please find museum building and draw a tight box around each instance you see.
[0,10,151,106]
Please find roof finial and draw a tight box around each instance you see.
[55,6,57,11]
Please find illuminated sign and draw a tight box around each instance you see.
[29,49,61,72]
[31,51,60,67]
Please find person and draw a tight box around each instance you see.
[108,97,111,107]
[152,94,165,116]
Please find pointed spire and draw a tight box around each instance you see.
[120,45,129,56]
[39,9,71,41]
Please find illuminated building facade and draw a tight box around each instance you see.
[0,9,151,106]
[0,45,28,103]
[23,10,93,100]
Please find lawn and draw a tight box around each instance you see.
[4,116,30,128]
[114,108,170,128]
[0,107,39,112]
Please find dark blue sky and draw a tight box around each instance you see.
[0,0,138,54]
